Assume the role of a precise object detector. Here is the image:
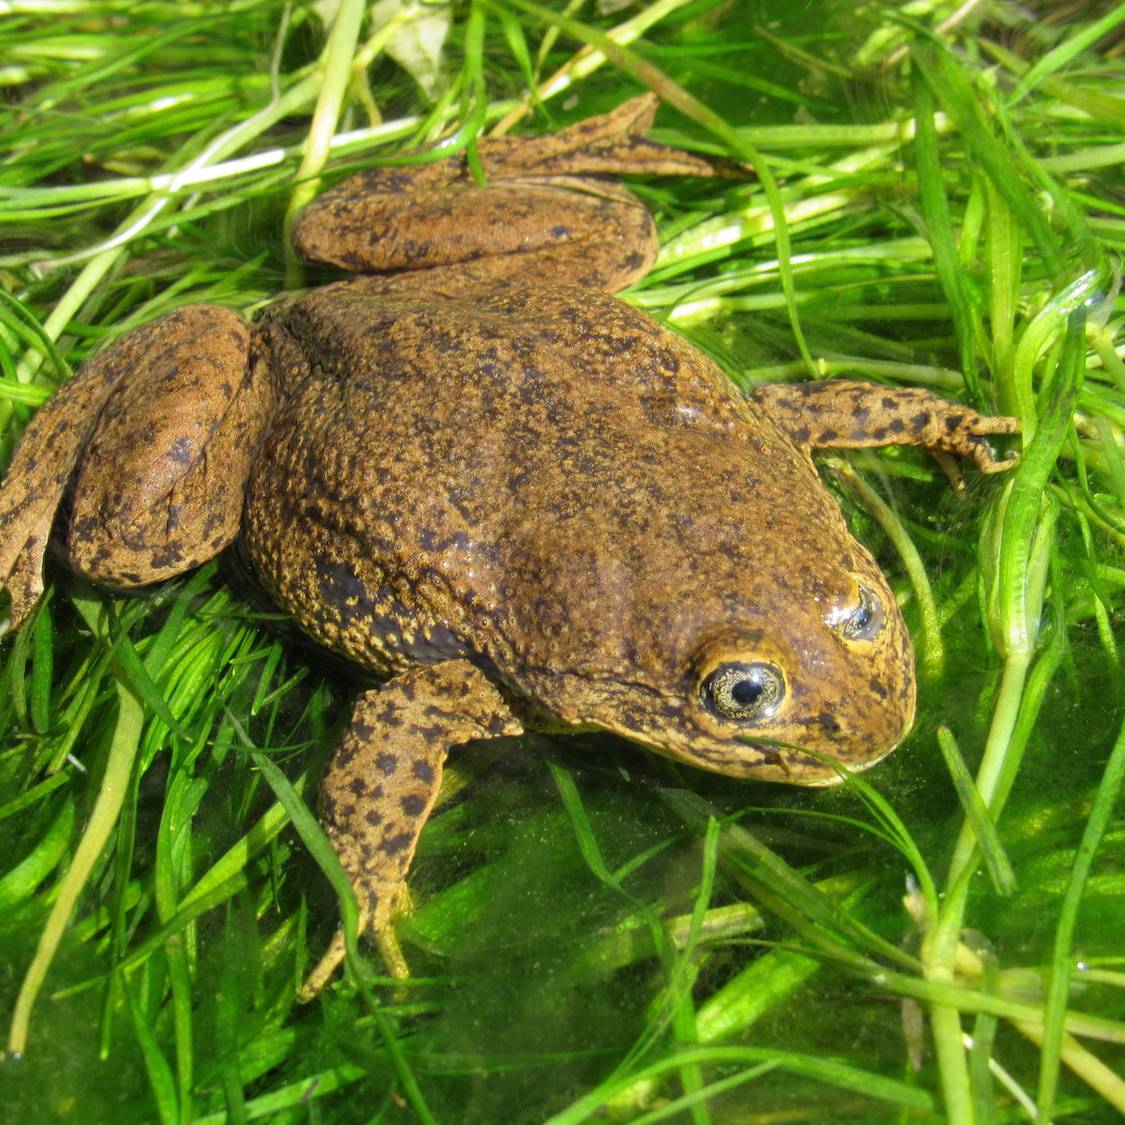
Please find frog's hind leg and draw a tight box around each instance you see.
[300,659,522,999]
[749,381,1020,475]
[293,95,737,293]
[0,306,270,630]
[294,167,663,293]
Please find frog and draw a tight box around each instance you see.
[0,94,1018,992]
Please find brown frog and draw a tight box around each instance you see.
[0,95,1017,990]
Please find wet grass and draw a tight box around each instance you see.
[1,0,1123,1121]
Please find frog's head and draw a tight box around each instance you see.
[563,551,916,787]
[647,556,917,785]
[503,421,917,786]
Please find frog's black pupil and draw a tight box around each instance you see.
[853,603,871,628]
[731,678,763,705]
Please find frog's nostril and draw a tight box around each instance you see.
[817,710,842,735]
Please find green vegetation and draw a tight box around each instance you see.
[1,1,1122,1120]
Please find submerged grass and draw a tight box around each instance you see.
[0,1,1123,1121]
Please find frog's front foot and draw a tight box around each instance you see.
[300,659,522,998]
[749,380,1020,475]
[298,888,410,1001]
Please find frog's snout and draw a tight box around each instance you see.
[660,569,918,785]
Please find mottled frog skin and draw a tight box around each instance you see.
[0,96,1017,991]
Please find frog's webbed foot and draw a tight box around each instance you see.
[480,93,739,181]
[299,659,522,999]
[749,381,1020,478]
[293,95,742,293]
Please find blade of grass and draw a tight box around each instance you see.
[935,726,1015,896]
[249,749,438,1125]
[1006,4,1125,107]
[1035,713,1125,1120]
[6,597,144,1057]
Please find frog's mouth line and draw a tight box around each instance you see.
[614,724,904,787]
[770,737,903,787]
[678,731,907,787]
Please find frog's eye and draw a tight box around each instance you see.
[700,661,785,722]
[828,583,885,642]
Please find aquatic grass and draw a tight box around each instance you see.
[0,0,1123,1121]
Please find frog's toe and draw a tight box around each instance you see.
[973,443,1021,474]
[298,882,413,999]
[959,414,1021,474]
[299,924,351,1001]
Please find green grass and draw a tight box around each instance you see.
[1,1,1123,1121]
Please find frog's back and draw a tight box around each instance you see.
[242,276,790,680]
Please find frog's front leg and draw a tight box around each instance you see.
[300,658,522,999]
[750,380,1019,472]
[0,306,271,629]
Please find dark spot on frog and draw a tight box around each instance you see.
[381,832,413,856]
[912,411,931,428]
[944,413,965,432]
[376,752,397,775]
[889,418,905,434]
[869,676,888,699]
[318,558,376,622]
[550,224,573,238]
[818,712,841,734]
[364,808,383,827]
[410,722,449,742]
[150,545,185,569]
[412,760,434,784]
[400,794,426,816]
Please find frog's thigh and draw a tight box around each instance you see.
[64,306,272,587]
[296,181,658,292]
[0,306,258,627]
[319,659,522,956]
[750,380,1020,471]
